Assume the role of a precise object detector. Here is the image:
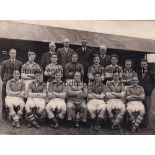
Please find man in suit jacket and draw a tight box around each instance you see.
[75,39,94,83]
[1,48,22,121]
[41,41,56,82]
[57,38,74,68]
[41,41,56,71]
[137,59,155,127]
[99,44,111,67]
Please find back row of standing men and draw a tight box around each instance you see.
[1,38,155,131]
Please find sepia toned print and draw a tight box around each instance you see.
[0,20,155,135]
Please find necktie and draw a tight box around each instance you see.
[65,48,68,53]
[12,59,15,64]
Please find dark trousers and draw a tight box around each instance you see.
[83,69,88,84]
[142,96,151,128]
[1,81,8,121]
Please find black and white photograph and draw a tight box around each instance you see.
[0,20,155,135]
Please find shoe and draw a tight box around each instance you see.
[66,120,74,128]
[49,117,59,129]
[32,121,40,129]
[27,122,32,128]
[92,124,99,131]
[97,118,104,129]
[16,121,21,128]
[98,124,102,129]
[131,126,136,133]
[12,121,16,127]
[51,122,59,129]
[111,124,118,130]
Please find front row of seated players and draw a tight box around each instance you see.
[5,69,145,133]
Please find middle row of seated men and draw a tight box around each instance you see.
[5,59,145,133]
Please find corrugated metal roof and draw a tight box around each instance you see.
[0,20,155,53]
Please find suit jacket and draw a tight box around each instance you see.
[57,47,74,68]
[138,70,155,96]
[41,51,56,70]
[1,59,22,82]
[100,54,111,67]
[75,47,94,70]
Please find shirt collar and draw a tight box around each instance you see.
[49,62,58,66]
[110,64,118,67]
[82,47,86,51]
[52,80,63,84]
[93,64,101,68]
[10,58,16,63]
[111,80,120,85]
[65,47,69,50]
[124,68,132,71]
[26,61,36,66]
[50,50,55,54]
[131,84,140,88]
[33,80,43,85]
[142,69,147,73]
[101,54,106,58]
[12,79,21,83]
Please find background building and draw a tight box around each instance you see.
[0,21,155,69]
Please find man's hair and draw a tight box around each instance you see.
[64,38,70,43]
[94,72,101,77]
[28,51,36,57]
[113,67,121,74]
[81,38,87,43]
[13,69,20,75]
[50,53,57,58]
[100,44,107,50]
[49,41,56,47]
[72,52,78,57]
[55,70,63,76]
[9,48,16,54]
[140,59,148,63]
[125,59,132,64]
[111,54,118,59]
[74,71,81,76]
[132,76,139,83]
[93,54,100,59]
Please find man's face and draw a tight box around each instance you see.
[13,71,20,80]
[74,73,81,82]
[64,39,70,47]
[9,50,16,59]
[72,54,78,62]
[111,57,118,65]
[28,54,36,62]
[132,78,139,86]
[81,40,87,47]
[51,55,58,63]
[94,57,100,65]
[35,73,42,81]
[125,61,132,69]
[113,72,120,81]
[141,61,148,70]
[100,47,106,55]
[94,74,101,82]
[55,72,62,81]
[49,43,56,51]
